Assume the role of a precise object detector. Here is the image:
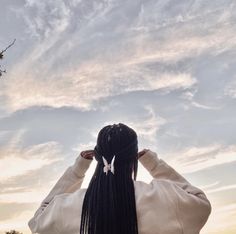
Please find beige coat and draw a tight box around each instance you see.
[28,150,211,234]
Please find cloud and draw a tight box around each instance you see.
[199,181,220,190]
[0,209,33,234]
[72,141,96,152]
[199,180,236,194]
[4,0,236,113]
[21,0,71,39]
[0,130,64,181]
[206,184,236,194]
[0,189,55,204]
[0,142,64,231]
[224,80,236,98]
[0,202,35,221]
[91,105,167,144]
[202,203,236,234]
[0,130,11,139]
[2,56,197,113]
[1,1,236,234]
[129,105,167,143]
[179,86,223,110]
[168,143,236,173]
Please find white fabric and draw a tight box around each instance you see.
[28,150,211,234]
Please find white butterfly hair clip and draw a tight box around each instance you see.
[102,155,115,175]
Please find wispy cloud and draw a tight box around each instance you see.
[180,88,222,110]
[202,203,236,234]
[224,80,236,98]
[19,0,71,40]
[93,105,167,144]
[0,154,59,181]
[2,57,197,113]
[129,105,167,143]
[169,143,236,173]
[0,209,33,234]
[199,181,220,190]
[3,0,236,113]
[199,181,236,194]
[206,184,236,194]
[0,202,35,221]
[0,129,63,181]
[0,131,65,231]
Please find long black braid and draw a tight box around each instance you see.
[80,123,139,234]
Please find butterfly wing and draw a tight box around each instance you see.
[102,156,109,175]
[111,155,115,174]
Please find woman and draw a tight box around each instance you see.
[28,123,211,234]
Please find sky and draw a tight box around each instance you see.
[0,0,236,233]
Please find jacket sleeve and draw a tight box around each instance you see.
[28,153,93,234]
[139,149,212,233]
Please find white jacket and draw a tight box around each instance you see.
[28,150,211,234]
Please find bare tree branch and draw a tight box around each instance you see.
[0,38,16,59]
[0,39,16,77]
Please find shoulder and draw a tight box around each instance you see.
[58,189,87,232]
[133,179,180,217]
[51,188,87,233]
[133,180,182,233]
[134,179,179,204]
[58,188,87,212]
[29,188,87,234]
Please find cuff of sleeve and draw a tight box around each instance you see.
[72,153,93,177]
[28,217,37,233]
[138,149,160,172]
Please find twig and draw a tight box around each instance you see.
[0,39,16,77]
[0,38,16,58]
[0,65,6,77]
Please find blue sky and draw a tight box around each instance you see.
[0,0,236,233]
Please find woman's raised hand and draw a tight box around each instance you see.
[138,148,150,159]
[81,150,95,160]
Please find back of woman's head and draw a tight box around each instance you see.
[80,123,139,234]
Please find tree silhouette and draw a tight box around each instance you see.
[5,230,23,234]
[0,39,16,77]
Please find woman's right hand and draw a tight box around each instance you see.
[81,150,95,160]
[138,149,150,159]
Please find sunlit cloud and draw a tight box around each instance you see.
[169,143,236,173]
[2,58,197,113]
[199,181,220,190]
[0,129,64,181]
[4,0,236,113]
[206,184,236,194]
[0,202,35,221]
[0,156,58,181]
[0,189,54,204]
[0,209,33,234]
[199,181,236,194]
[0,143,63,181]
[202,203,236,234]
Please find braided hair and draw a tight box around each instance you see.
[80,123,139,234]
